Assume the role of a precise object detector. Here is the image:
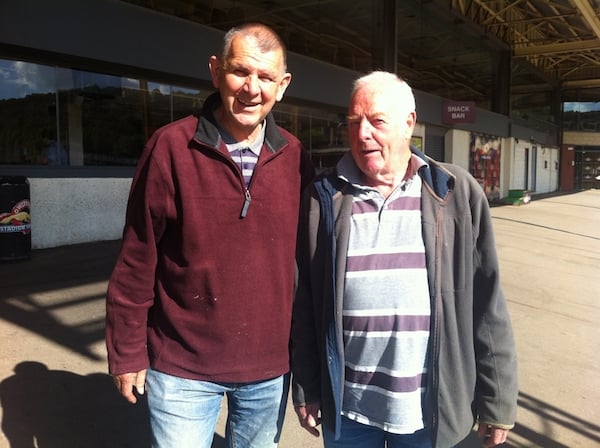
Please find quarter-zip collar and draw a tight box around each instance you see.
[191,92,291,219]
[193,92,289,154]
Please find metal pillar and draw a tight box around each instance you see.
[491,49,511,116]
[372,0,398,72]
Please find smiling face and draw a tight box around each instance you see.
[347,82,416,189]
[209,33,291,142]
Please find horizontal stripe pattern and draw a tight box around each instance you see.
[343,314,430,333]
[341,168,430,434]
[342,388,427,433]
[345,367,427,394]
[343,328,430,378]
[346,252,426,271]
[229,148,258,186]
[352,195,421,214]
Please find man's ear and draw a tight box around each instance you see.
[276,73,292,102]
[208,56,221,89]
[405,111,417,139]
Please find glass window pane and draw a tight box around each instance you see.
[1,57,347,170]
[562,102,600,132]
[273,103,348,171]
[0,58,210,166]
[0,60,63,164]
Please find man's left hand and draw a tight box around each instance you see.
[477,423,509,447]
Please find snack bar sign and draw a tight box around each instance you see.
[442,101,476,124]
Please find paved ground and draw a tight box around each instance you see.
[0,189,599,448]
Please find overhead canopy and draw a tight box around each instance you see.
[122,0,600,111]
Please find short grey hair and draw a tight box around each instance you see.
[220,23,288,73]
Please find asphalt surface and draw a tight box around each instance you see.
[0,189,599,448]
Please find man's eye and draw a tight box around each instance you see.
[259,74,277,83]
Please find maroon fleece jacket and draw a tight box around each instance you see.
[106,93,314,382]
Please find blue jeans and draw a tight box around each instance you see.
[146,368,289,448]
[323,416,432,448]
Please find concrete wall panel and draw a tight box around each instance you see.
[30,178,130,248]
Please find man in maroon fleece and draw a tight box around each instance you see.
[105,22,314,448]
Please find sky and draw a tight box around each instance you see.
[0,60,55,100]
[0,60,124,100]
[0,60,199,101]
[563,102,600,112]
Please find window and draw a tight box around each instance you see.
[272,105,348,171]
[563,102,600,132]
[0,59,208,166]
[0,58,347,169]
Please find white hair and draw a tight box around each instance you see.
[351,71,416,112]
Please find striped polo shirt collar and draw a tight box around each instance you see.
[336,151,428,192]
[223,121,266,156]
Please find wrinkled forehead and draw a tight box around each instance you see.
[349,87,388,114]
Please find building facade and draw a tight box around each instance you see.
[0,0,594,249]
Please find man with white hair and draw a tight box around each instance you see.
[291,71,518,448]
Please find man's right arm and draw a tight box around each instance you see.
[291,188,325,433]
[105,137,168,377]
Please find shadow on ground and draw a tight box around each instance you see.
[0,361,150,448]
[0,240,122,361]
[2,223,599,448]
[0,361,228,448]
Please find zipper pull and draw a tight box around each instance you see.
[240,189,251,218]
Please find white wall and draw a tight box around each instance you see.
[444,129,470,171]
[30,178,131,249]
[511,143,529,190]
[535,146,559,194]
[509,142,559,194]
